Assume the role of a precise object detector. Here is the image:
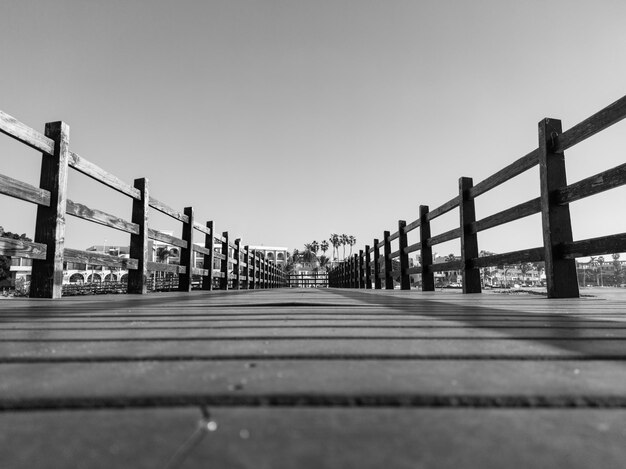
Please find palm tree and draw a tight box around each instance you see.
[320,240,329,257]
[598,256,605,286]
[340,234,348,260]
[347,235,356,256]
[520,262,533,285]
[318,255,330,272]
[311,241,319,255]
[329,234,339,260]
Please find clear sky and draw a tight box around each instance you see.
[1,0,626,259]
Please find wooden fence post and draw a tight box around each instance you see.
[30,121,70,299]
[250,250,257,289]
[244,245,250,289]
[128,178,149,294]
[352,254,358,288]
[539,118,579,298]
[419,205,435,291]
[373,238,381,289]
[383,231,393,289]
[220,231,229,290]
[365,245,371,289]
[202,221,215,291]
[233,238,241,290]
[459,179,481,293]
[359,250,365,288]
[398,220,410,290]
[178,207,194,292]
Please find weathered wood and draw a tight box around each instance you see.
[390,249,401,259]
[0,237,47,260]
[405,241,421,255]
[365,245,371,289]
[30,121,70,299]
[191,267,208,277]
[471,198,541,234]
[0,110,54,154]
[201,221,215,291]
[128,178,149,294]
[427,196,459,221]
[192,244,212,257]
[469,149,539,198]
[146,261,186,274]
[192,222,211,236]
[398,220,410,290]
[539,118,579,298]
[470,247,545,269]
[233,239,241,290]
[148,196,189,224]
[562,233,626,259]
[428,227,461,247]
[220,232,229,290]
[404,218,421,234]
[407,266,422,275]
[66,199,139,234]
[0,173,51,206]
[430,260,463,273]
[68,151,140,200]
[178,207,194,292]
[459,177,481,294]
[244,245,251,289]
[250,250,257,290]
[556,94,626,152]
[388,231,400,242]
[213,252,226,261]
[383,231,393,289]
[373,238,381,289]
[420,205,435,292]
[147,229,187,249]
[64,248,138,270]
[556,163,626,205]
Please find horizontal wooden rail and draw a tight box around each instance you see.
[430,260,463,273]
[147,229,187,249]
[0,110,54,154]
[0,237,47,259]
[556,163,626,205]
[68,151,140,200]
[471,198,541,234]
[64,248,139,270]
[428,227,461,246]
[66,200,139,235]
[470,248,545,269]
[0,173,51,206]
[146,261,186,274]
[426,196,459,221]
[561,233,626,259]
[469,149,539,198]
[148,196,189,224]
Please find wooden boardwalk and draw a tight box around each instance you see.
[1,288,626,468]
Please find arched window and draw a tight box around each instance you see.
[69,273,84,284]
[277,252,285,261]
[87,274,102,283]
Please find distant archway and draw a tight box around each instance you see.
[69,273,84,284]
[87,274,102,283]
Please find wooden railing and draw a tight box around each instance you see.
[286,272,328,288]
[329,95,626,298]
[0,112,286,298]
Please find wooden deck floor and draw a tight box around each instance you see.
[1,288,626,468]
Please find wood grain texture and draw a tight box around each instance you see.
[427,196,459,221]
[430,260,463,272]
[555,163,626,205]
[146,261,186,274]
[404,218,421,233]
[0,237,47,259]
[148,196,189,223]
[471,198,541,234]
[556,94,626,152]
[405,241,421,255]
[0,172,51,206]
[66,200,139,234]
[428,227,461,247]
[64,248,139,270]
[192,244,212,256]
[562,233,626,259]
[420,205,435,292]
[469,149,539,198]
[470,247,545,269]
[68,151,140,200]
[191,267,208,277]
[147,229,187,249]
[192,222,211,236]
[0,110,54,154]
[128,178,149,294]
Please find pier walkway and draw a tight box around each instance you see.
[2,288,626,468]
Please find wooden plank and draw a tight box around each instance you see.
[30,122,70,299]
[539,118,579,298]
[178,207,194,292]
[404,218,421,233]
[407,266,422,275]
[192,222,211,236]
[213,252,226,261]
[147,228,187,249]
[471,198,541,234]
[191,267,208,277]
[556,163,626,205]
[68,151,140,200]
[420,205,435,291]
[0,110,54,154]
[148,196,189,223]
[430,260,463,272]
[66,200,139,234]
[459,177,481,293]
[428,227,461,246]
[469,149,539,198]
[562,233,626,259]
[3,408,626,469]
[64,248,139,270]
[128,178,149,294]
[427,196,459,221]
[556,94,626,152]
[193,244,212,256]
[388,231,400,242]
[0,172,51,206]
[146,261,186,274]
[405,241,421,255]
[0,237,47,259]
[470,247,545,269]
[202,221,215,291]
